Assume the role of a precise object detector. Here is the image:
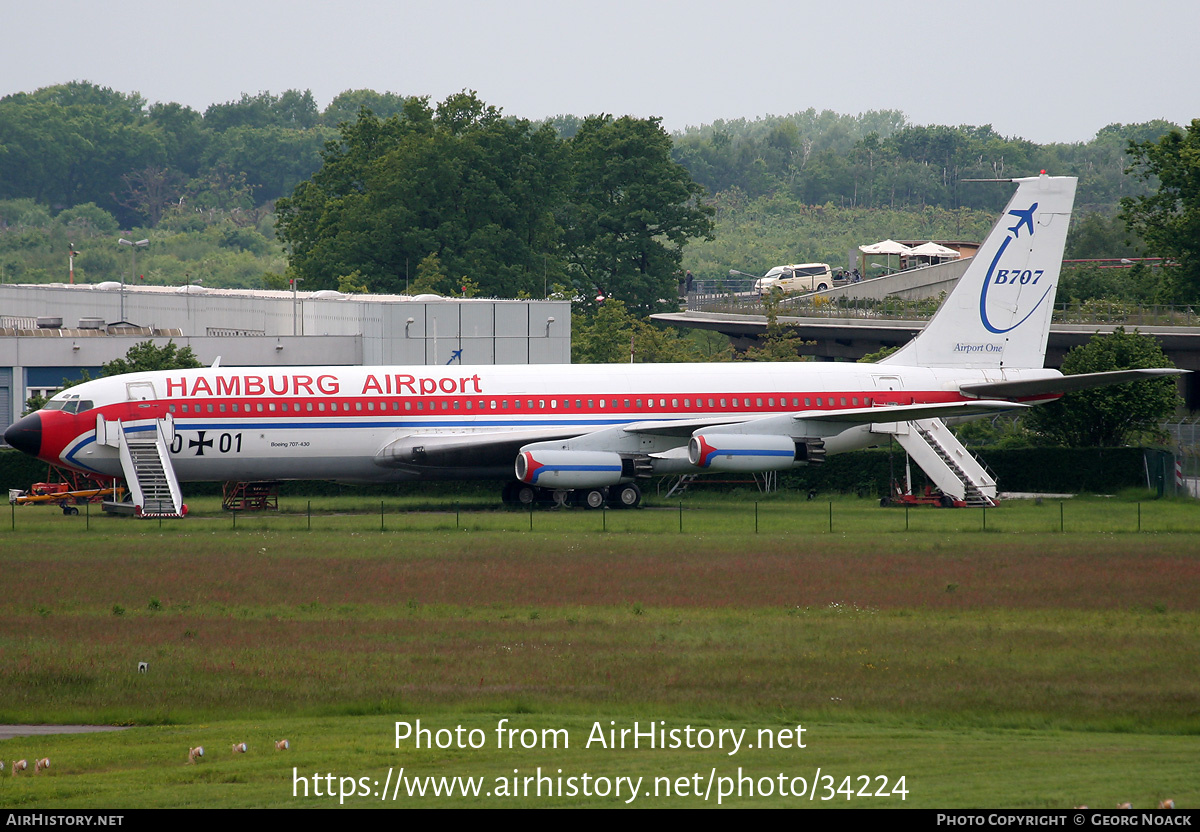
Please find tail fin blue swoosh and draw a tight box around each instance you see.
[881,174,1076,370]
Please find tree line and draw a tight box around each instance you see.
[2,82,1196,305]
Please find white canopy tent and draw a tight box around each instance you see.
[908,241,961,260]
[858,239,912,276]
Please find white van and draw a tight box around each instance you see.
[755,263,834,296]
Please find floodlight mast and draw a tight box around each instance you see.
[117,238,149,324]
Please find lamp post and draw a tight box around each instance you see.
[290,276,304,336]
[117,238,148,323]
[68,243,81,285]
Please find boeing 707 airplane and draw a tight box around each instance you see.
[3,174,1180,515]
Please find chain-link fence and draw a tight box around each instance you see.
[1162,416,1200,498]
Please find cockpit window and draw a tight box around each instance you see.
[63,400,80,414]
[42,401,66,411]
[77,401,94,413]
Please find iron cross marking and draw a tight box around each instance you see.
[189,431,214,456]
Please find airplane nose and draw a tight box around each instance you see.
[3,412,42,458]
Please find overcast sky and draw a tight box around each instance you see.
[3,0,1195,143]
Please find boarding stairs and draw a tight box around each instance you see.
[113,417,185,517]
[876,417,998,507]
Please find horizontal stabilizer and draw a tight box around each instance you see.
[960,368,1185,399]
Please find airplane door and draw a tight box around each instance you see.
[125,381,164,419]
[127,381,157,401]
[872,375,906,406]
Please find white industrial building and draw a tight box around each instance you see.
[0,283,570,442]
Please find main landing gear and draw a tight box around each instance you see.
[500,482,642,509]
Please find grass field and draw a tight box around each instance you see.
[1,493,1197,808]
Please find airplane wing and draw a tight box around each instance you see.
[375,427,590,471]
[376,400,1029,477]
[621,399,1028,437]
[959,368,1184,400]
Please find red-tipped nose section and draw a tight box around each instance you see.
[3,413,42,458]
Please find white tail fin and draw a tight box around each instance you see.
[881,174,1077,370]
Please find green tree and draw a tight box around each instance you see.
[736,296,812,361]
[572,300,710,364]
[563,115,713,315]
[102,340,202,376]
[1024,328,1180,446]
[277,94,569,297]
[1120,119,1200,302]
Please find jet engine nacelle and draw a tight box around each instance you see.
[688,433,800,472]
[516,450,626,488]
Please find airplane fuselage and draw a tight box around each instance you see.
[18,361,1059,484]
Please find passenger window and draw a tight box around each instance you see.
[257,403,264,412]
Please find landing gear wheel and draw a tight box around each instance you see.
[939,495,954,508]
[516,485,538,506]
[879,496,891,507]
[551,490,570,508]
[609,483,641,509]
[577,488,607,509]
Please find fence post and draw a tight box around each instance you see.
[828,501,833,533]
[307,500,311,531]
[755,501,759,534]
